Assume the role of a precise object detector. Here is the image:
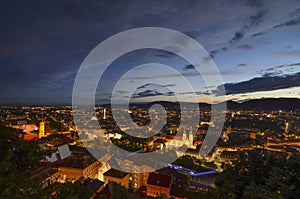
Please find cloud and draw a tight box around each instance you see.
[214,72,300,95]
[285,45,293,49]
[179,91,211,96]
[133,90,174,98]
[237,63,247,67]
[258,62,300,76]
[137,83,176,90]
[209,50,218,58]
[248,9,267,26]
[246,0,263,9]
[273,16,300,29]
[154,51,175,59]
[164,84,176,87]
[230,31,244,42]
[222,47,228,51]
[115,90,128,94]
[279,50,300,57]
[202,55,214,63]
[290,8,300,17]
[130,83,178,99]
[184,30,201,39]
[1,0,300,104]
[238,44,254,50]
[183,64,196,70]
[230,7,267,43]
[251,31,266,37]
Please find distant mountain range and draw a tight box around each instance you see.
[129,98,300,112]
[11,98,298,112]
[225,98,300,112]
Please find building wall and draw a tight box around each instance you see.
[83,161,101,179]
[11,124,37,133]
[104,174,129,189]
[131,164,153,188]
[41,172,59,189]
[57,160,101,183]
[147,184,170,198]
[57,167,83,183]
[132,172,149,188]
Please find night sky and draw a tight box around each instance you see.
[0,0,299,105]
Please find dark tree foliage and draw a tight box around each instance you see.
[45,181,90,199]
[212,149,300,199]
[172,155,211,172]
[0,123,93,198]
[0,122,47,198]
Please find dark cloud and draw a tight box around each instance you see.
[133,90,174,98]
[214,72,300,96]
[196,91,211,96]
[237,63,247,67]
[238,44,254,50]
[261,71,283,77]
[137,83,154,90]
[0,0,299,104]
[222,47,228,51]
[249,10,267,26]
[183,64,196,70]
[285,45,293,49]
[273,16,300,29]
[251,31,266,37]
[230,31,244,42]
[202,55,214,63]
[258,62,300,76]
[137,83,176,90]
[230,8,267,43]
[164,84,176,87]
[200,50,218,63]
[247,0,263,9]
[209,50,218,58]
[184,30,201,39]
[155,51,175,59]
[124,73,199,80]
[179,91,210,96]
[290,8,300,17]
[115,91,128,94]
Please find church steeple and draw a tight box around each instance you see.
[182,129,187,141]
[189,127,193,143]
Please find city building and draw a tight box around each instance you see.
[103,168,130,189]
[39,119,49,138]
[30,168,59,189]
[146,173,172,198]
[55,154,101,183]
[166,128,194,149]
[9,120,38,133]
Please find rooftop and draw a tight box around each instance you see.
[147,173,172,188]
[103,168,128,179]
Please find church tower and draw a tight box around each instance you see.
[189,128,194,148]
[39,118,49,138]
[182,129,187,141]
[189,128,193,143]
[39,120,45,138]
[103,108,107,120]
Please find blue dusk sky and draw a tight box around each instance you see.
[0,0,299,104]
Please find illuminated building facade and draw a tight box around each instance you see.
[39,119,49,138]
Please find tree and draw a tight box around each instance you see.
[212,149,300,199]
[48,181,90,199]
[0,122,48,198]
